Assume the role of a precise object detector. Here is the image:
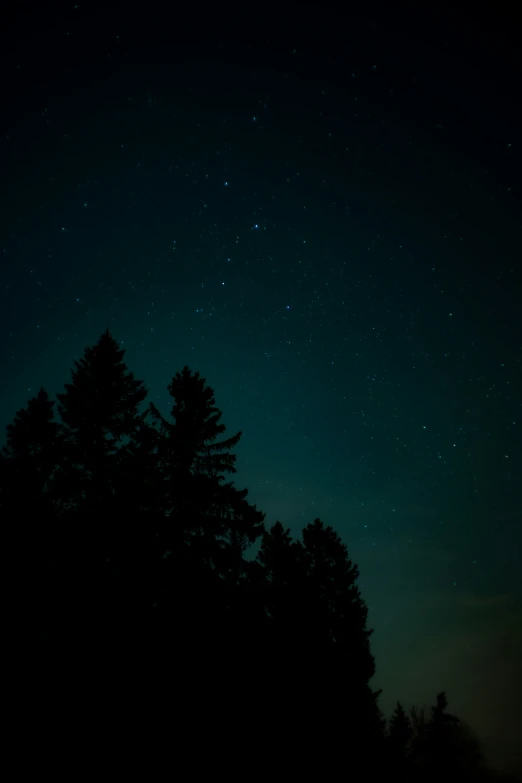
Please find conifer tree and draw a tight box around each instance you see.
[148,365,264,554]
[112,407,166,633]
[428,692,459,753]
[56,327,147,510]
[1,386,62,512]
[146,365,265,670]
[408,693,492,782]
[1,388,64,646]
[388,700,413,743]
[301,518,383,762]
[387,701,413,775]
[425,692,461,778]
[54,328,148,656]
[257,518,384,774]
[256,520,304,644]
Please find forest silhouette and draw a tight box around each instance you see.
[2,328,518,779]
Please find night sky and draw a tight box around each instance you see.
[1,2,521,771]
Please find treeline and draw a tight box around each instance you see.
[1,329,517,778]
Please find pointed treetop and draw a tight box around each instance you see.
[56,329,147,441]
[3,387,59,458]
[389,701,412,737]
[149,364,242,479]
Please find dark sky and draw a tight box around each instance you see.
[1,1,521,771]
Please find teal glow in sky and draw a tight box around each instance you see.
[1,3,520,773]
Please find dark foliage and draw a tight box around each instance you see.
[3,329,515,778]
[384,694,515,783]
[386,701,413,772]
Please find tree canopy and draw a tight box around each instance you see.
[2,329,515,780]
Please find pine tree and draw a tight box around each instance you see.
[148,365,264,552]
[1,386,62,509]
[387,701,413,775]
[389,700,413,741]
[302,518,383,765]
[427,691,460,768]
[146,365,265,674]
[257,518,384,774]
[54,328,148,659]
[426,691,486,781]
[112,408,165,634]
[256,520,304,644]
[302,518,375,672]
[56,327,148,509]
[408,693,491,782]
[1,388,64,647]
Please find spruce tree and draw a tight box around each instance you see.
[301,518,383,763]
[389,700,413,739]
[408,693,491,782]
[148,365,264,554]
[387,701,413,775]
[426,692,461,778]
[56,327,148,510]
[112,407,165,635]
[1,388,64,647]
[256,520,308,661]
[257,518,384,774]
[54,328,148,659]
[146,365,265,673]
[1,386,62,507]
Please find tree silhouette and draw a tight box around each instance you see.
[406,692,498,782]
[450,720,491,780]
[56,327,148,509]
[389,699,413,741]
[1,387,65,649]
[3,328,513,780]
[386,700,413,773]
[148,365,264,558]
[257,518,385,774]
[425,691,461,776]
[54,328,148,663]
[145,364,266,690]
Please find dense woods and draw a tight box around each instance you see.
[2,329,518,779]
